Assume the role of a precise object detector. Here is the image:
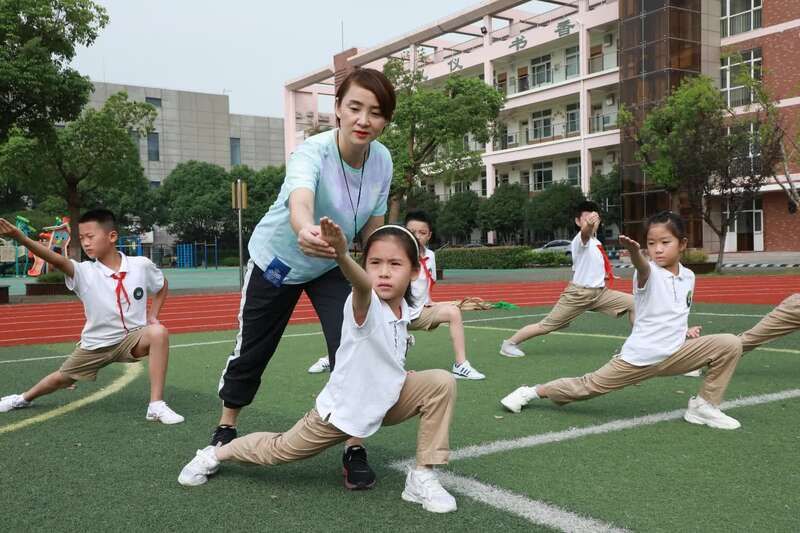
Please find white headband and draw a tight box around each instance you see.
[368,224,420,263]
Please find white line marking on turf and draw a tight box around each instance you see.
[436,472,628,533]
[390,388,800,532]
[0,363,143,435]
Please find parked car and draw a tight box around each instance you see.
[533,239,572,256]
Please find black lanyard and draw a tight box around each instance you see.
[336,130,367,243]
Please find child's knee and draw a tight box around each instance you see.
[717,334,743,357]
[428,369,456,394]
[148,323,169,340]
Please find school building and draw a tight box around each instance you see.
[89,81,287,186]
[284,0,800,252]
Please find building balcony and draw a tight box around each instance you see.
[589,111,619,134]
[588,51,619,74]
[494,121,581,151]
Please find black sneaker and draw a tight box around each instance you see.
[342,445,376,490]
[210,424,237,446]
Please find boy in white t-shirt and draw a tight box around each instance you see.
[0,210,183,424]
[500,201,634,358]
[404,210,485,380]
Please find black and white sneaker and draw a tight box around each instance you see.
[210,424,237,446]
[342,445,376,490]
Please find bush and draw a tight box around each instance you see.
[681,248,709,263]
[436,246,571,269]
[221,256,240,267]
[37,270,66,283]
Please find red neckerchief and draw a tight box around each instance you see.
[419,254,436,293]
[597,244,614,288]
[110,271,131,332]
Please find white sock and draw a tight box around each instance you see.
[149,400,166,410]
[527,386,540,399]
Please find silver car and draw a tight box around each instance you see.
[534,239,572,256]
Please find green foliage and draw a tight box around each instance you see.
[36,270,65,283]
[381,56,504,217]
[437,190,481,243]
[0,92,157,256]
[526,183,585,237]
[436,246,571,269]
[589,165,621,229]
[221,256,240,267]
[681,248,709,264]
[399,186,439,227]
[477,183,527,243]
[0,0,109,141]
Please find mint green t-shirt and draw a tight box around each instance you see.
[248,129,392,284]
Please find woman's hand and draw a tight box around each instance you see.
[319,217,348,259]
[297,224,336,258]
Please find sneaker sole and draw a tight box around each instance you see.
[500,398,522,413]
[342,467,376,490]
[145,414,185,425]
[683,412,740,430]
[401,490,457,513]
[499,350,525,358]
[453,373,486,380]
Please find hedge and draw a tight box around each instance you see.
[37,270,66,283]
[436,246,571,269]
[221,256,241,267]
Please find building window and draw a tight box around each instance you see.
[499,174,509,185]
[565,46,579,79]
[147,132,159,161]
[531,54,552,87]
[566,103,580,135]
[533,161,553,190]
[495,72,507,94]
[481,178,487,197]
[567,157,581,186]
[453,181,467,193]
[720,48,761,107]
[149,180,161,189]
[531,110,552,140]
[230,137,241,166]
[520,170,530,191]
[517,66,529,92]
[145,97,162,108]
[721,0,762,38]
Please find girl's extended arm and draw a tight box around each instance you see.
[618,234,650,288]
[319,217,372,324]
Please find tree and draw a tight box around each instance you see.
[526,183,586,241]
[621,75,783,272]
[478,183,527,244]
[0,0,108,142]
[381,54,504,222]
[156,161,232,243]
[229,164,285,245]
[589,165,622,231]
[0,92,157,258]
[400,185,439,224]
[437,190,480,244]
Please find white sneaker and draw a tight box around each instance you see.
[0,394,30,413]
[308,356,330,374]
[146,401,185,424]
[683,369,702,377]
[500,386,538,413]
[684,396,741,430]
[499,339,525,358]
[401,468,457,513]
[178,446,220,486]
[452,360,485,380]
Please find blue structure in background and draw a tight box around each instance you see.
[176,243,194,268]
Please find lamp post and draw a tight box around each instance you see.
[231,179,248,289]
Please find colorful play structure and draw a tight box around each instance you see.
[0,216,71,277]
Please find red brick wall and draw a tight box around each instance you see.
[723,31,800,101]
[762,0,800,27]
[763,190,800,251]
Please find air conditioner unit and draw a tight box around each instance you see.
[606,152,617,163]
[295,112,303,119]
[603,33,614,47]
[553,63,561,71]
[605,94,615,106]
[305,111,314,118]
[319,115,330,123]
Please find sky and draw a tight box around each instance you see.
[71,0,552,118]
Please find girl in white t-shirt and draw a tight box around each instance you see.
[179,219,458,513]
[500,211,744,430]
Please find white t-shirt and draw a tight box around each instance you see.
[620,262,695,366]
[409,248,436,320]
[65,252,165,350]
[570,232,606,288]
[315,290,411,438]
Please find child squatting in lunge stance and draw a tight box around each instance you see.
[179,219,458,513]
[0,210,183,424]
[739,293,800,352]
[500,201,633,358]
[500,211,744,430]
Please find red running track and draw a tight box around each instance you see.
[1,275,798,347]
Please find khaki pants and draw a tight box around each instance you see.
[740,293,800,352]
[537,283,633,333]
[542,334,742,406]
[59,328,146,381]
[221,369,456,467]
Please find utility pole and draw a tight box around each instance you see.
[231,179,248,289]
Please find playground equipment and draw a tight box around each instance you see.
[176,241,219,269]
[28,217,70,277]
[117,235,143,257]
[0,216,36,277]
